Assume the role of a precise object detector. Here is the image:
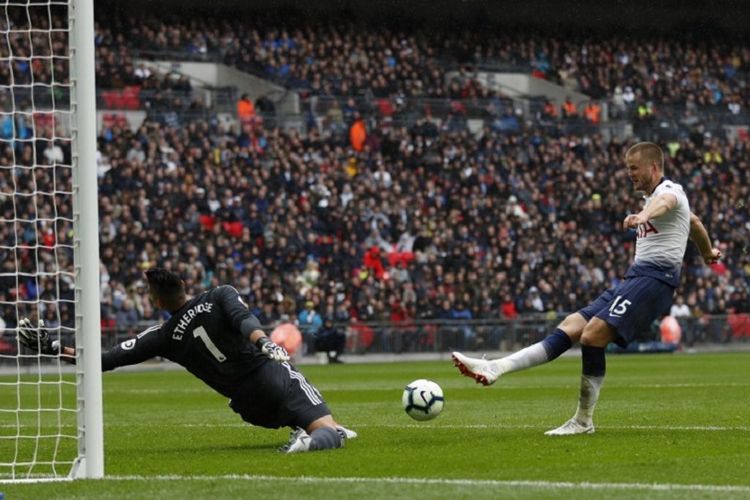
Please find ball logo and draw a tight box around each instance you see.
[402,379,444,421]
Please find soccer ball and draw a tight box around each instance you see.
[402,379,444,421]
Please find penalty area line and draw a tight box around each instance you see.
[106,474,750,493]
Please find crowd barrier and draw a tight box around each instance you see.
[3,313,747,366]
[96,313,750,354]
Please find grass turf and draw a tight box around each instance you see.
[1,351,750,499]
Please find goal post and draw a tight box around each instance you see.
[0,0,102,482]
[70,0,103,480]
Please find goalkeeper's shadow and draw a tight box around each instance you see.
[130,441,281,455]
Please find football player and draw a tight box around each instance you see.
[19,267,356,452]
[453,142,721,435]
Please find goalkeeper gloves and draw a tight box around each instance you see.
[17,318,61,355]
[255,336,289,362]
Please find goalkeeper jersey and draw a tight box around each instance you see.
[102,285,267,398]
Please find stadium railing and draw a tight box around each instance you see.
[96,314,750,353]
[96,87,237,113]
[3,314,747,366]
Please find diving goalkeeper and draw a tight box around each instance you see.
[18,267,356,453]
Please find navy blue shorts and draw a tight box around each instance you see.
[578,277,675,347]
[229,361,331,430]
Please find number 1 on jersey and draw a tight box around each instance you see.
[193,326,227,362]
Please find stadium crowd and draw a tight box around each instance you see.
[1,8,749,351]
[3,115,748,342]
[95,12,750,118]
[3,8,748,120]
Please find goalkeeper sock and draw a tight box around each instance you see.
[496,329,572,375]
[309,427,343,451]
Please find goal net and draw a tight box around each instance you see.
[0,0,102,481]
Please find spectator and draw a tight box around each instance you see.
[315,318,346,364]
[298,300,323,353]
[349,114,367,152]
[451,300,476,349]
[670,295,693,343]
[561,97,577,119]
[237,93,256,124]
[584,102,601,124]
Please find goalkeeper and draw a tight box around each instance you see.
[18,267,355,454]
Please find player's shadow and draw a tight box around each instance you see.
[137,442,280,454]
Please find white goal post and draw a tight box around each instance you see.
[0,0,102,482]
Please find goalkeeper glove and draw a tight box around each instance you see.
[18,318,61,355]
[255,336,289,362]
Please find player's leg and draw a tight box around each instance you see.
[545,317,617,436]
[546,277,671,435]
[279,363,357,453]
[282,415,359,453]
[452,312,586,385]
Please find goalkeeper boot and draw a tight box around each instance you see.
[280,428,312,453]
[336,425,358,440]
[451,352,502,386]
[544,418,595,436]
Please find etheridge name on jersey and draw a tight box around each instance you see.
[172,301,214,340]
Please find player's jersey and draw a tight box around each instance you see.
[101,285,267,398]
[625,178,690,287]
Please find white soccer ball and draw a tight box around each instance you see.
[402,379,444,421]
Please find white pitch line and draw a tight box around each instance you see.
[3,422,749,432]
[104,474,750,494]
[99,381,750,394]
[352,423,750,432]
[146,422,750,432]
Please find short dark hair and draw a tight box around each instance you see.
[626,142,664,172]
[145,268,184,302]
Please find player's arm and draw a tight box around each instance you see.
[101,324,166,371]
[18,321,165,371]
[689,212,722,264]
[623,193,677,229]
[216,286,289,361]
[17,318,75,363]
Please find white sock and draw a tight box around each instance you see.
[573,374,605,425]
[495,342,548,375]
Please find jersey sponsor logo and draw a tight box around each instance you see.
[172,302,214,340]
[636,221,659,239]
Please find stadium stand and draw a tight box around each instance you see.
[1,5,749,355]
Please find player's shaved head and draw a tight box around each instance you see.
[145,268,185,310]
[626,142,664,172]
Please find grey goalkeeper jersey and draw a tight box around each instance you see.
[101,285,267,398]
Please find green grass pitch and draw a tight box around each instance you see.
[2,351,750,499]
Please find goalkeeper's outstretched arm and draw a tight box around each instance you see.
[17,318,164,369]
[17,318,76,363]
[59,345,76,363]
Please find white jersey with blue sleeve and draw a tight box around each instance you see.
[626,178,690,287]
